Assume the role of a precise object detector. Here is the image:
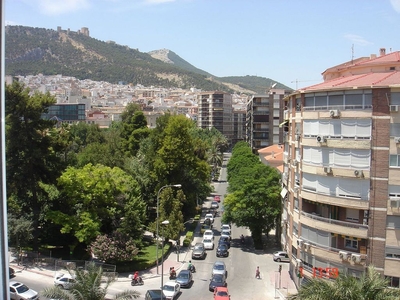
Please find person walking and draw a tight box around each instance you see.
[255,266,260,279]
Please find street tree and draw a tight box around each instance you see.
[41,262,140,300]
[287,266,400,300]
[223,163,281,249]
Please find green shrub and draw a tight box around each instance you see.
[183,238,191,247]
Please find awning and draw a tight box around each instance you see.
[280,187,288,198]
[279,120,288,128]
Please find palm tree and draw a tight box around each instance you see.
[41,262,140,300]
[287,266,400,300]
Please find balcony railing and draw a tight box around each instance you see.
[303,104,373,111]
[301,211,368,230]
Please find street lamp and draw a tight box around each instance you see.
[156,184,182,274]
[160,220,169,291]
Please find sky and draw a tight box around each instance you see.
[5,0,400,90]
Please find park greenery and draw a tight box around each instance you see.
[5,81,226,266]
[222,141,281,249]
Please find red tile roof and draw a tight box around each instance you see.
[301,71,400,92]
[258,144,284,173]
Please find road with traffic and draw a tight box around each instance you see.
[11,153,297,299]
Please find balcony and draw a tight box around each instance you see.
[300,211,368,238]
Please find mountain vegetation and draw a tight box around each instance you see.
[5,25,292,94]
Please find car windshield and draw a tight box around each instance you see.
[194,245,204,250]
[214,264,224,270]
[16,284,29,293]
[163,285,174,291]
[204,239,212,243]
[213,276,224,283]
[217,291,228,296]
[219,244,227,249]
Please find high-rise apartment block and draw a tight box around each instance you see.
[281,48,400,289]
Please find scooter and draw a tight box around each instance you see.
[131,276,144,286]
[169,271,177,280]
[188,264,196,273]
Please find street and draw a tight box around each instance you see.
[11,153,297,299]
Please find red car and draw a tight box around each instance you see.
[214,195,221,202]
[214,286,230,299]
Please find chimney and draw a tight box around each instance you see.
[380,48,386,56]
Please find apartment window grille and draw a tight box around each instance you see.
[344,238,358,250]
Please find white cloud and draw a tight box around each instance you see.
[344,34,372,47]
[390,0,400,13]
[36,0,91,16]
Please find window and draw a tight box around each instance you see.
[390,124,400,137]
[392,92,400,106]
[387,216,400,229]
[389,185,400,198]
[345,238,358,250]
[390,155,400,167]
[386,276,400,288]
[346,208,359,222]
[386,246,400,259]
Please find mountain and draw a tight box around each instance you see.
[5,25,292,94]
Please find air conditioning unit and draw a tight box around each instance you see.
[316,135,327,143]
[304,242,311,250]
[297,239,304,248]
[323,166,332,174]
[354,170,364,177]
[390,199,400,208]
[329,109,340,117]
[394,137,400,143]
[390,105,399,112]
[339,251,349,260]
[351,254,361,263]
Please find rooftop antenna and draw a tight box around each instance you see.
[351,44,354,64]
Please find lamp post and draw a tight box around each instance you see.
[160,220,169,291]
[156,184,181,274]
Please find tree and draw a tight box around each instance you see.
[7,214,33,264]
[47,164,145,247]
[287,266,400,300]
[41,262,140,300]
[5,81,63,250]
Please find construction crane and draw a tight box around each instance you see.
[291,79,321,89]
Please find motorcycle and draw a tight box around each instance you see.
[131,276,144,286]
[169,270,177,280]
[188,264,196,273]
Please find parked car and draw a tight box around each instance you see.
[214,286,230,299]
[192,242,206,260]
[203,238,215,250]
[216,243,229,257]
[209,274,227,292]
[211,201,219,209]
[214,195,221,202]
[205,213,214,223]
[145,289,166,300]
[273,251,290,262]
[175,269,192,288]
[201,224,212,234]
[211,261,227,276]
[221,224,231,232]
[221,230,231,241]
[9,281,39,300]
[203,229,214,240]
[162,281,180,300]
[218,236,231,249]
[54,273,76,289]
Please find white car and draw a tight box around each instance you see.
[205,213,214,223]
[203,229,214,240]
[221,230,231,241]
[221,224,231,232]
[203,238,214,250]
[54,273,76,289]
[162,281,181,299]
[211,261,227,276]
[9,281,39,300]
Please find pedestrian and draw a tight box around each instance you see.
[256,266,260,279]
